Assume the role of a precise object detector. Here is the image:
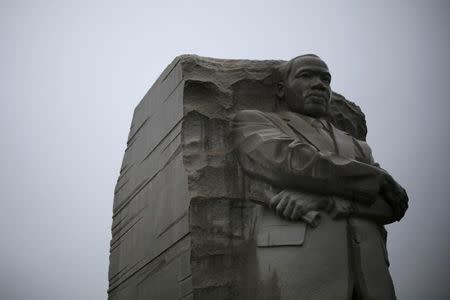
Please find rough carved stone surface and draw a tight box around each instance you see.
[108,55,369,300]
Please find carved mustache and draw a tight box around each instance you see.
[305,92,329,103]
[305,91,328,98]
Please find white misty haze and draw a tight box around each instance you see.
[0,1,449,299]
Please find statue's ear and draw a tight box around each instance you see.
[277,82,285,99]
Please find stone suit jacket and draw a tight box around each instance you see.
[231,110,397,300]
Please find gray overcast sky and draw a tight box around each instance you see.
[1,0,449,299]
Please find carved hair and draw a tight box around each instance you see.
[275,54,321,82]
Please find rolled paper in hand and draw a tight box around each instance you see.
[250,185,322,227]
[302,211,321,227]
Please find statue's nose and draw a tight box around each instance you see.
[311,76,326,90]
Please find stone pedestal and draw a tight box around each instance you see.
[108,55,366,300]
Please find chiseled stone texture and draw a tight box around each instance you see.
[108,55,367,300]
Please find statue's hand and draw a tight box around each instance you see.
[381,174,409,221]
[268,190,333,221]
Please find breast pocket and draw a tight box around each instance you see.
[256,222,307,247]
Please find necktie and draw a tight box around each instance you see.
[311,119,336,152]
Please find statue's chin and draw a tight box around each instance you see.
[284,101,327,118]
[302,105,327,118]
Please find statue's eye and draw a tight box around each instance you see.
[321,75,331,84]
[296,71,311,78]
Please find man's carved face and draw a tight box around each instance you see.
[282,56,332,118]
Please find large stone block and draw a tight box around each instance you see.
[108,55,367,300]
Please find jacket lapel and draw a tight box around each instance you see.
[330,124,356,159]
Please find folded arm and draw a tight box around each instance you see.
[232,110,388,205]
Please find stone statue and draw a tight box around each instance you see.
[108,54,408,300]
[231,54,408,300]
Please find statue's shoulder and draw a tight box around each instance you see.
[331,123,368,144]
[329,122,374,160]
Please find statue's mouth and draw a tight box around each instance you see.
[306,94,327,105]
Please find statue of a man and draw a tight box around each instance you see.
[232,54,408,300]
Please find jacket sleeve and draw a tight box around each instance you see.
[231,110,387,204]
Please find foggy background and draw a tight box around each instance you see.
[1,0,449,299]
